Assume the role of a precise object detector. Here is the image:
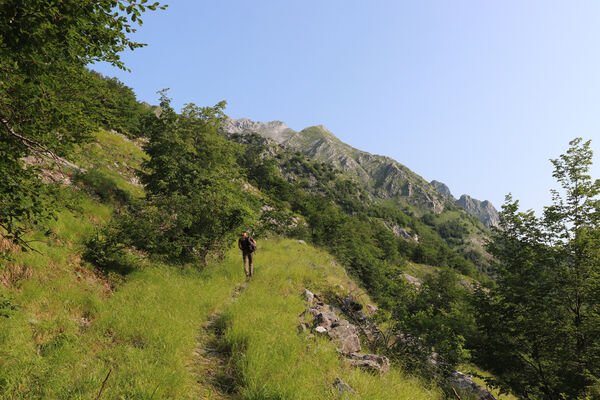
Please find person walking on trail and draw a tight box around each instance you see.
[238,232,256,278]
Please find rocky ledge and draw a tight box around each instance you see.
[299,289,390,375]
[299,289,497,400]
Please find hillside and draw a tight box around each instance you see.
[0,131,442,398]
[223,118,499,228]
[5,4,600,398]
[0,128,512,400]
[223,119,494,276]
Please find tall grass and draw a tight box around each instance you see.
[0,243,244,398]
[219,238,442,399]
[0,130,446,398]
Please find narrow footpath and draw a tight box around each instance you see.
[188,282,249,399]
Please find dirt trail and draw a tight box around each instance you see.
[188,282,248,399]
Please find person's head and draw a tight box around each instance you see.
[242,232,248,237]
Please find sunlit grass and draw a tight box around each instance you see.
[219,238,442,399]
[0,239,244,398]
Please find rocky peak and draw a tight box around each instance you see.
[456,194,500,227]
[223,118,294,141]
[222,117,448,214]
[430,180,455,200]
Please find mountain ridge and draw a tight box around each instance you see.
[223,117,499,226]
[224,118,448,214]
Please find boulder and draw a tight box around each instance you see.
[327,320,361,354]
[452,372,496,400]
[313,309,340,330]
[346,352,390,375]
[303,288,315,304]
[333,377,356,396]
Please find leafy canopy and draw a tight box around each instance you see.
[475,138,600,399]
[0,0,165,251]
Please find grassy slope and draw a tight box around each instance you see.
[220,238,441,400]
[0,130,441,399]
[0,131,244,398]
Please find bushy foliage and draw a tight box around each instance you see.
[474,138,600,399]
[393,269,475,370]
[0,0,164,250]
[81,70,156,137]
[86,94,258,265]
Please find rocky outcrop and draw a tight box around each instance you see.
[333,377,356,395]
[431,180,500,227]
[22,154,85,186]
[306,301,362,354]
[302,289,496,399]
[452,372,496,400]
[430,180,455,200]
[456,194,500,227]
[300,289,389,375]
[384,223,419,242]
[345,352,390,374]
[401,273,423,287]
[222,118,295,142]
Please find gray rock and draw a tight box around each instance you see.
[333,377,356,395]
[315,326,327,334]
[452,372,497,400]
[313,309,340,330]
[394,226,418,242]
[456,194,500,227]
[346,352,390,375]
[303,288,315,304]
[401,273,422,287]
[328,320,361,354]
[430,180,455,200]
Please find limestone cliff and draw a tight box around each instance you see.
[456,194,500,227]
[430,180,500,227]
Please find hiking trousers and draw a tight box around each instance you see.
[243,251,254,277]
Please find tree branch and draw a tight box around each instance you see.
[0,222,43,255]
[0,116,62,162]
[94,369,112,400]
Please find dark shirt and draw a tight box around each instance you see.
[238,236,254,253]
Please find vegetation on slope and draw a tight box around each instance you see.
[217,238,442,400]
[0,0,164,249]
[0,125,442,399]
[3,2,600,399]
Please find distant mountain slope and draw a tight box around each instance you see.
[430,180,455,200]
[224,118,448,214]
[456,194,500,227]
[430,180,500,227]
[223,118,499,227]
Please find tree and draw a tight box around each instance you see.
[0,0,165,250]
[475,138,600,399]
[119,93,257,263]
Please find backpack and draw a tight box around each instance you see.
[248,237,257,252]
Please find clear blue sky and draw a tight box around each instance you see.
[92,1,600,214]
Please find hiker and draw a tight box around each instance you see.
[238,232,256,278]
